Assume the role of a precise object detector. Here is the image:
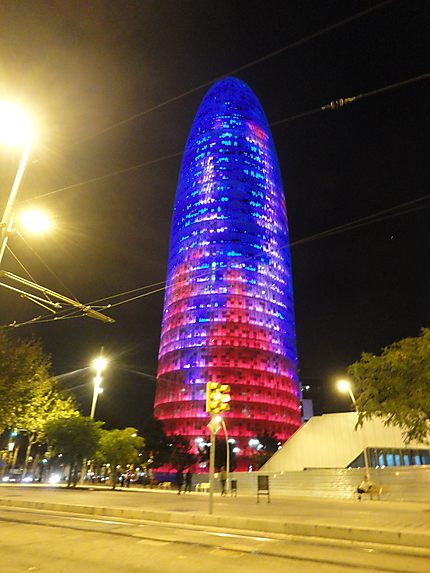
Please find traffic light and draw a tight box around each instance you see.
[205,382,231,414]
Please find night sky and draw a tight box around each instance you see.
[0,1,428,428]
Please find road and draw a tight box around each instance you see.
[1,506,429,573]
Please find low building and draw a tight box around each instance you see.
[261,412,430,472]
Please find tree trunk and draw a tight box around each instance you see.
[31,452,40,477]
[22,433,37,478]
[112,468,117,490]
[67,464,73,488]
[11,444,20,470]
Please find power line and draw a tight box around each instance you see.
[8,189,427,328]
[16,231,79,302]
[77,0,394,143]
[25,70,429,204]
[4,197,428,329]
[26,150,183,202]
[270,71,430,127]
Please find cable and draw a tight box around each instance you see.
[5,245,40,285]
[16,231,79,302]
[63,192,430,314]
[24,70,429,205]
[25,150,183,202]
[3,195,428,329]
[271,71,430,127]
[85,280,167,306]
[77,0,394,143]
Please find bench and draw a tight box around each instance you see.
[195,482,210,493]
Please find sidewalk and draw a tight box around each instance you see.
[0,484,429,550]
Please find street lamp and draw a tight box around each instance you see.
[0,102,33,266]
[18,209,51,234]
[90,350,108,419]
[337,379,357,406]
[337,378,370,475]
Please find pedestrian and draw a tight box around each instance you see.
[185,469,193,493]
[356,474,373,500]
[147,467,155,488]
[219,466,227,496]
[176,467,184,495]
[125,471,132,488]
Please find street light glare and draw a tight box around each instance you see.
[93,357,108,372]
[0,102,32,146]
[19,210,50,234]
[337,379,351,393]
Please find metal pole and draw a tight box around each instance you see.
[208,420,216,515]
[81,347,103,485]
[90,347,104,420]
[349,388,370,476]
[221,419,230,493]
[0,142,31,266]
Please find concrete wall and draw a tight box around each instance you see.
[260,412,429,472]
[192,466,430,502]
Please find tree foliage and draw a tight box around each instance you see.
[252,431,280,469]
[347,328,430,443]
[0,331,80,475]
[0,332,51,431]
[140,418,171,468]
[99,427,144,489]
[168,435,197,470]
[45,416,103,487]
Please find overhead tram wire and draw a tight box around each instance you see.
[16,231,80,302]
[24,70,429,205]
[23,0,395,184]
[76,0,394,144]
[101,198,430,312]
[7,67,430,325]
[5,190,429,329]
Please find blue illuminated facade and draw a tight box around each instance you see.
[154,77,301,470]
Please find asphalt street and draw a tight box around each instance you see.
[1,506,429,573]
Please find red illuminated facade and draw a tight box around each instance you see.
[154,78,301,470]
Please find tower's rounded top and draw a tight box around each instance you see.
[191,76,269,135]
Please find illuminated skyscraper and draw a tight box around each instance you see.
[154,77,301,469]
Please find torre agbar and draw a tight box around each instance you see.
[154,77,301,470]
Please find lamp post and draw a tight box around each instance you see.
[90,348,108,420]
[80,349,108,485]
[220,418,230,492]
[337,379,370,475]
[0,102,32,266]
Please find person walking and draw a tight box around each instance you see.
[219,466,227,496]
[176,467,184,495]
[185,469,193,493]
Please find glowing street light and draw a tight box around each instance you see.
[18,209,51,234]
[336,378,369,475]
[0,102,32,146]
[337,378,357,406]
[0,102,33,266]
[90,349,108,419]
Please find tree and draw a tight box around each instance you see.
[0,332,51,432]
[252,431,279,469]
[45,417,103,487]
[347,328,430,443]
[13,380,79,476]
[168,435,197,470]
[140,418,171,468]
[99,428,144,490]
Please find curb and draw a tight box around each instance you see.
[0,497,429,550]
